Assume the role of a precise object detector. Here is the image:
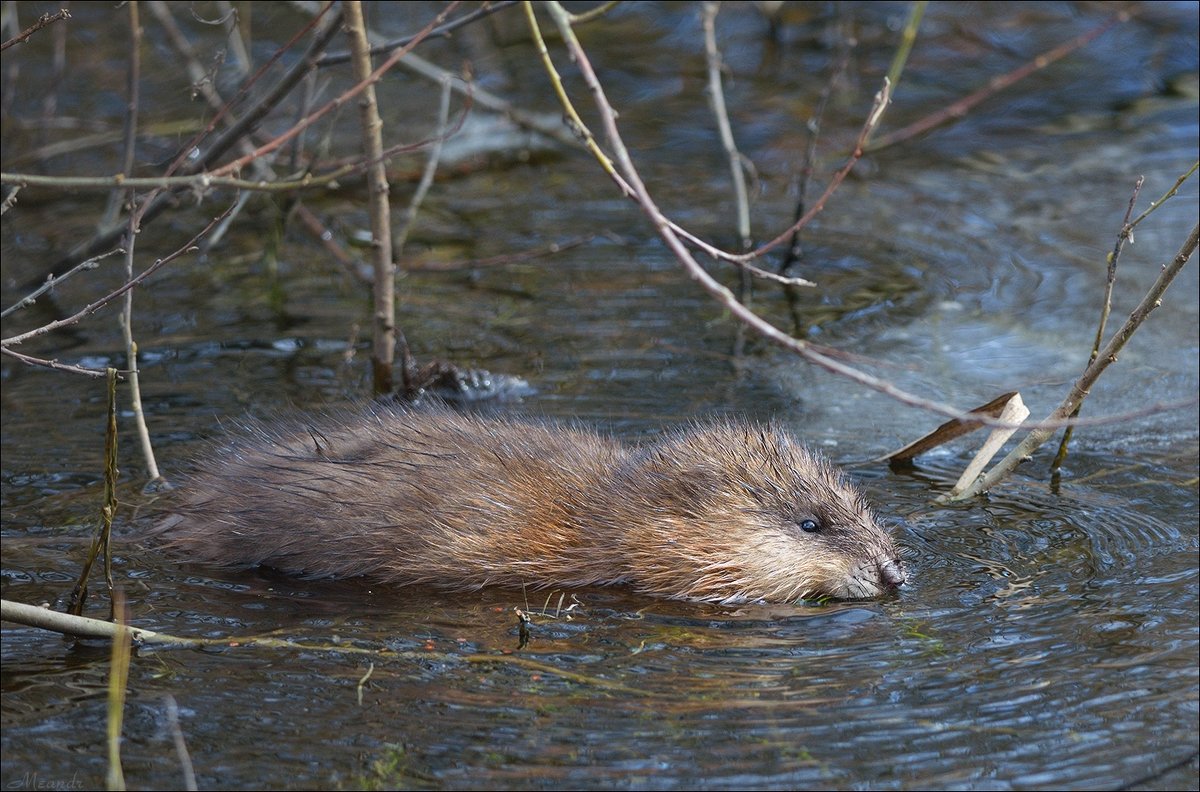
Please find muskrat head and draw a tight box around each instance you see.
[611,421,906,604]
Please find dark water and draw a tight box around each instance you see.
[2,2,1198,790]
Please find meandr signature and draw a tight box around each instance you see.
[6,772,85,791]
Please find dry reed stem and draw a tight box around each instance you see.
[163,695,198,791]
[67,369,121,617]
[106,590,130,791]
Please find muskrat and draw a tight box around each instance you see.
[157,406,906,604]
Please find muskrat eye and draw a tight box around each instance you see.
[799,518,821,533]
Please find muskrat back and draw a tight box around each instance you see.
[159,406,906,603]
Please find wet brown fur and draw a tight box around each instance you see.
[158,406,906,603]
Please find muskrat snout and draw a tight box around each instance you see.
[880,557,907,588]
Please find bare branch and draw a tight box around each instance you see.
[1,248,125,319]
[344,1,400,395]
[0,8,71,52]
[868,8,1135,152]
[946,222,1199,501]
[318,1,520,66]
[0,347,109,377]
[2,204,236,350]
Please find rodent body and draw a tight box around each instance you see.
[159,406,906,604]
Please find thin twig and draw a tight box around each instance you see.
[0,597,445,654]
[0,184,19,214]
[867,8,1134,152]
[779,11,853,276]
[1,247,125,319]
[879,1,927,115]
[145,0,275,182]
[749,77,891,259]
[566,1,621,25]
[163,696,198,791]
[702,2,751,252]
[319,1,520,66]
[1050,176,1143,473]
[393,50,580,148]
[161,2,339,179]
[1127,161,1199,231]
[44,5,343,275]
[947,222,1199,501]
[115,2,163,483]
[293,203,359,276]
[211,3,461,181]
[2,205,236,350]
[703,1,757,356]
[0,346,109,376]
[215,0,250,77]
[395,75,454,256]
[99,0,141,232]
[527,1,815,287]
[0,8,70,52]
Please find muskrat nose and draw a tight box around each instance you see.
[880,558,906,588]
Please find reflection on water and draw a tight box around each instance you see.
[2,1,1197,789]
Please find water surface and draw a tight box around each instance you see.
[2,2,1197,789]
